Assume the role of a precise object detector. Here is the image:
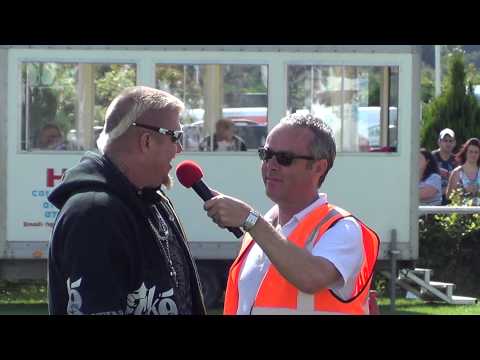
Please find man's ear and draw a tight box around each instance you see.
[315,159,328,177]
[139,132,151,153]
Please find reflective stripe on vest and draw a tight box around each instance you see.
[223,203,380,315]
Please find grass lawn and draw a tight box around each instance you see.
[1,280,479,315]
[378,297,480,315]
[0,280,47,303]
[0,304,48,315]
[0,280,48,315]
[208,296,480,315]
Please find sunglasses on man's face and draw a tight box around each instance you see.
[132,122,183,144]
[258,147,315,166]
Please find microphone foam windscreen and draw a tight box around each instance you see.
[176,160,204,188]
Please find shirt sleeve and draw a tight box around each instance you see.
[58,193,135,315]
[311,217,364,299]
[420,173,442,193]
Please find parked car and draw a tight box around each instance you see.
[182,118,267,151]
[184,107,267,125]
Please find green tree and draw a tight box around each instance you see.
[421,65,435,104]
[466,62,480,85]
[96,64,136,107]
[223,65,267,107]
[287,66,308,111]
[367,68,381,106]
[24,63,137,148]
[95,64,136,124]
[420,49,480,150]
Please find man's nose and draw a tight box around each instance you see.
[265,155,280,169]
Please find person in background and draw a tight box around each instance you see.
[446,137,480,206]
[47,86,206,315]
[419,148,442,206]
[199,118,247,151]
[36,123,83,151]
[203,113,379,315]
[431,128,457,204]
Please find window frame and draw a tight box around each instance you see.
[9,49,410,156]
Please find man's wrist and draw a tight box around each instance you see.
[242,209,260,231]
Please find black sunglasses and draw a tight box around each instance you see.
[258,147,315,166]
[132,122,183,144]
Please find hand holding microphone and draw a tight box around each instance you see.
[176,160,245,238]
[204,190,253,229]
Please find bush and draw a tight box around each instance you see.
[417,194,480,297]
[372,273,388,297]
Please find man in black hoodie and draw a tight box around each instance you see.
[48,86,206,315]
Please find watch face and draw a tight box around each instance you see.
[244,210,259,231]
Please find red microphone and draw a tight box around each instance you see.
[176,160,244,238]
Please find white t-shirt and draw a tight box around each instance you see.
[216,140,238,151]
[236,193,364,315]
[419,173,442,205]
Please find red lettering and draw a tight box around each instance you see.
[46,168,67,187]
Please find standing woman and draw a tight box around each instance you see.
[419,148,442,205]
[446,138,480,205]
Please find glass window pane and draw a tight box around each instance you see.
[21,62,137,152]
[155,64,268,152]
[287,65,399,153]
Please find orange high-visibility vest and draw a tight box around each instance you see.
[223,203,380,315]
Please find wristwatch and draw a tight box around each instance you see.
[242,209,260,231]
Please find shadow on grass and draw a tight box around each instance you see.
[379,306,429,315]
[381,301,450,309]
[0,303,48,315]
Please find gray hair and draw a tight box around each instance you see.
[96,86,185,153]
[280,113,336,187]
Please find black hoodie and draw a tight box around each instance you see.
[47,151,206,315]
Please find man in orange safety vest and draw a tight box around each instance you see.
[204,113,379,315]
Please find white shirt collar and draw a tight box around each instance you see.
[271,193,328,237]
[290,193,328,223]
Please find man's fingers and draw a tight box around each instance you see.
[207,208,218,219]
[204,199,213,211]
[204,194,224,211]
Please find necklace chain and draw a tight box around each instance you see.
[148,205,178,287]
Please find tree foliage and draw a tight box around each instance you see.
[421,66,435,104]
[25,63,135,140]
[420,49,480,150]
[155,64,267,111]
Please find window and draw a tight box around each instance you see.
[155,64,268,152]
[287,65,399,153]
[21,62,136,151]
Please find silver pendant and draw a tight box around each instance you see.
[157,213,169,240]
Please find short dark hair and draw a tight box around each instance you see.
[281,113,336,188]
[41,123,61,134]
[455,138,480,166]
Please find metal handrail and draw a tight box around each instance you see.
[418,206,480,215]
